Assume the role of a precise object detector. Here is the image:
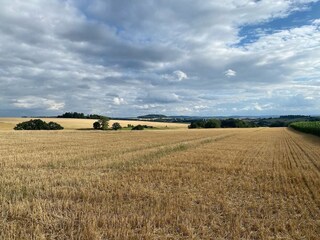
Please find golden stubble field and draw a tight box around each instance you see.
[0,118,188,130]
[0,127,319,239]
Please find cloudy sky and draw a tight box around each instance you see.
[1,0,320,117]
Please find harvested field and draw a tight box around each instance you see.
[0,128,319,239]
[0,118,188,130]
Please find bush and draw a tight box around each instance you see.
[112,122,122,130]
[14,119,63,130]
[132,125,144,130]
[47,121,64,130]
[93,121,101,129]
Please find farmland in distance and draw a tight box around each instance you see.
[0,117,188,130]
[0,127,319,239]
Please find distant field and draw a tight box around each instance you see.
[0,117,188,130]
[0,128,319,239]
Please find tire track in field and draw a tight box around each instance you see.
[268,130,309,239]
[286,130,320,173]
[280,129,320,217]
[105,133,239,171]
[283,131,313,216]
[284,129,320,211]
[40,132,237,169]
[277,132,313,219]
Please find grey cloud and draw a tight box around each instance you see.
[0,0,319,117]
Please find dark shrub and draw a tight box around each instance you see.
[112,122,122,130]
[47,121,64,130]
[14,119,63,130]
[132,125,144,130]
[93,121,101,129]
[142,125,153,129]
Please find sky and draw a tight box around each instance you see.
[0,0,320,117]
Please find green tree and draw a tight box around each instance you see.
[188,120,206,129]
[204,119,221,128]
[221,118,249,128]
[112,122,122,130]
[98,116,109,130]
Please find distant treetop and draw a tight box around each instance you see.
[188,118,255,129]
[279,115,310,119]
[58,112,108,119]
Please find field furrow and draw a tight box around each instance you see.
[278,130,318,223]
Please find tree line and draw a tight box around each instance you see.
[188,118,256,129]
[57,112,106,119]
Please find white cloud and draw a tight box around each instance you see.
[162,70,188,82]
[305,96,314,100]
[224,69,237,77]
[113,97,126,105]
[134,104,160,110]
[312,19,320,25]
[194,105,208,110]
[173,70,188,81]
[254,103,263,111]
